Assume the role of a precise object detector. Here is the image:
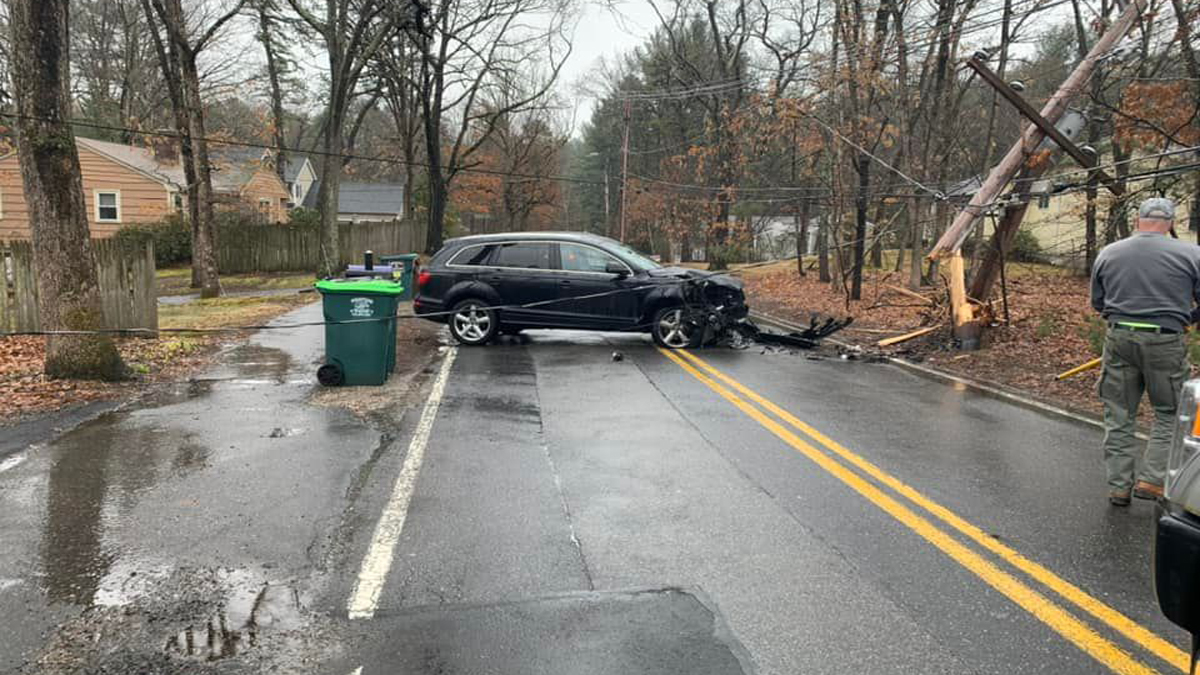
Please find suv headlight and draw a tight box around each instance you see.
[1167,380,1200,511]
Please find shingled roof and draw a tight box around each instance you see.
[74,137,273,194]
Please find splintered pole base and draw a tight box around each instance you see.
[948,251,981,350]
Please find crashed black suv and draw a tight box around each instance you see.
[414,232,748,348]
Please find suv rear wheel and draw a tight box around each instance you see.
[652,306,700,349]
[449,299,498,346]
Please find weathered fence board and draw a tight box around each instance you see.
[217,220,425,274]
[0,240,157,333]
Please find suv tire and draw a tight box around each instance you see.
[448,299,498,346]
[652,305,700,349]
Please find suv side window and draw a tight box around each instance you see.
[560,243,625,273]
[490,242,552,269]
[449,244,495,266]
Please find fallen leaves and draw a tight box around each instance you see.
[746,265,1117,417]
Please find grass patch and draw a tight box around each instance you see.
[159,293,317,330]
[157,268,316,296]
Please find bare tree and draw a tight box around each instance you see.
[284,0,405,275]
[491,101,568,230]
[142,0,246,298]
[253,0,290,185]
[372,32,423,221]
[406,0,574,254]
[9,0,125,379]
[73,0,168,142]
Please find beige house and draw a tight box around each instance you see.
[1019,182,1193,264]
[0,137,290,240]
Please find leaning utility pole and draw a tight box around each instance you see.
[928,0,1144,347]
[619,99,631,243]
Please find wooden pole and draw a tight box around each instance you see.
[930,0,1143,257]
[948,252,981,348]
[928,0,1143,347]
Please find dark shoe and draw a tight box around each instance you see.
[1133,481,1164,500]
[1109,490,1132,506]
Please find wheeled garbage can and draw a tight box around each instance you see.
[314,278,405,386]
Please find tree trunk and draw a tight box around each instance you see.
[909,197,924,289]
[797,197,811,277]
[258,6,288,186]
[10,0,124,380]
[870,201,884,269]
[316,115,344,276]
[969,176,1033,301]
[178,51,221,298]
[145,0,221,297]
[1106,142,1132,242]
[818,214,831,282]
[850,155,869,300]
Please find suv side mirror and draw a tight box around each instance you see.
[606,261,629,277]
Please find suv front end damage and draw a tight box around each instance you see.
[672,274,851,349]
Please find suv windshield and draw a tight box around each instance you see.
[611,244,661,271]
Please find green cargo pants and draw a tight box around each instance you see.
[1099,328,1191,491]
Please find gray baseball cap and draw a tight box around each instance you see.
[1139,197,1176,220]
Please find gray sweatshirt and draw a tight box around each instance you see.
[1090,232,1200,332]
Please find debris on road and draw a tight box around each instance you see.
[612,351,625,362]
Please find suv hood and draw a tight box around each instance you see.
[646,266,744,291]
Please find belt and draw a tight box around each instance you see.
[1109,321,1180,334]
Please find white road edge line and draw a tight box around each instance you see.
[346,347,457,620]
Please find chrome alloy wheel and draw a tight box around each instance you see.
[656,308,695,349]
[452,301,493,344]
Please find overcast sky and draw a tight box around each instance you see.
[558,1,659,130]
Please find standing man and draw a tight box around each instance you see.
[1091,197,1196,506]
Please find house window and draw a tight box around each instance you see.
[95,190,121,222]
[1037,193,1051,210]
[171,192,183,211]
[258,198,272,215]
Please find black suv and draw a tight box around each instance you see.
[414,232,748,348]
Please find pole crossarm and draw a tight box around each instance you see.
[928,0,1144,258]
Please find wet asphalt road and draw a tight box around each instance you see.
[0,307,1189,674]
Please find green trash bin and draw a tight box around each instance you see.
[378,253,420,301]
[314,278,405,386]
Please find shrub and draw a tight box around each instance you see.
[113,215,191,266]
[1080,314,1106,356]
[1034,315,1057,339]
[1008,228,1043,263]
[287,207,321,229]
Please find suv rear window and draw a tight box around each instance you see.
[490,242,552,269]
[449,244,495,266]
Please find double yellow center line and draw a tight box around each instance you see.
[658,347,1188,675]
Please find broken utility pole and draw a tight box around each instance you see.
[928,0,1144,348]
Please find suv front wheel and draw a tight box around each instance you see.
[449,299,498,346]
[652,306,700,349]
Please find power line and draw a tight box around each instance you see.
[1,112,606,188]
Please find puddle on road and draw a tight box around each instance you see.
[39,417,213,606]
[29,566,319,673]
[164,578,306,661]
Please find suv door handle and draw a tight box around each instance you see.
[559,279,572,286]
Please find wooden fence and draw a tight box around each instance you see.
[217,219,425,274]
[1,239,157,333]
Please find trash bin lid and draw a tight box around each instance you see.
[315,278,406,296]
[378,253,420,263]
